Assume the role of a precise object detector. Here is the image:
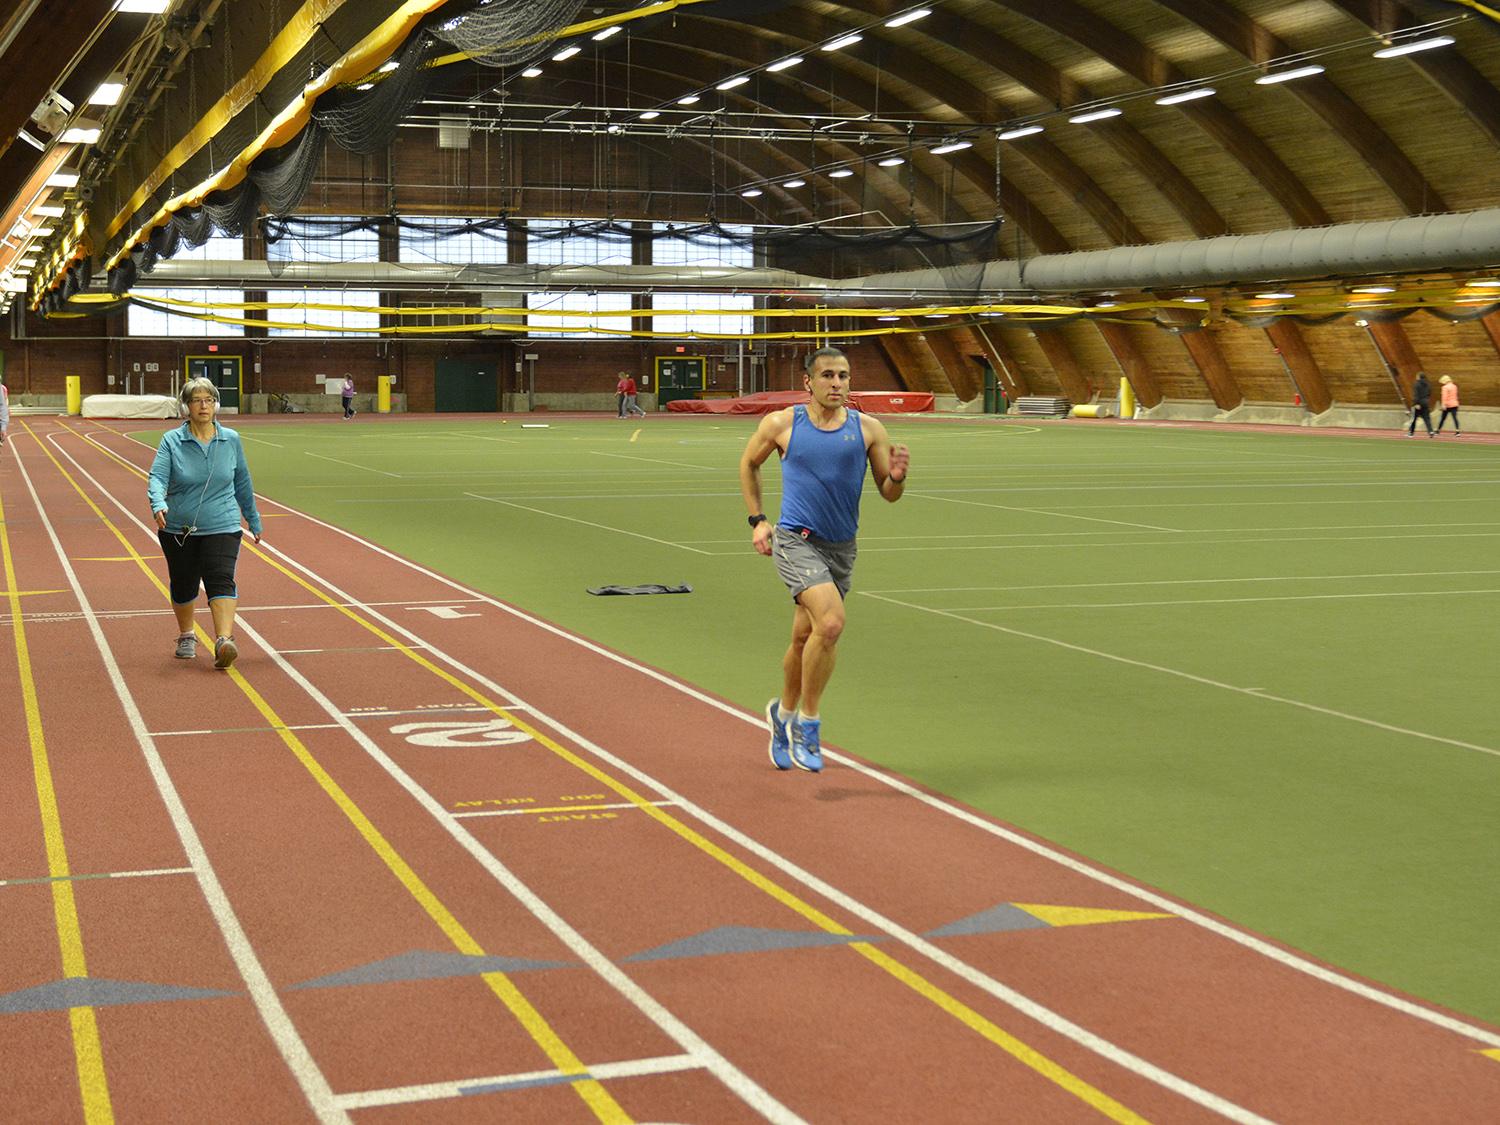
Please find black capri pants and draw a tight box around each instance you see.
[159,531,242,604]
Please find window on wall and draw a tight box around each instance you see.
[650,225,755,337]
[266,216,382,336]
[127,234,246,337]
[399,218,510,264]
[526,223,634,337]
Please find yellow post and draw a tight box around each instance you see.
[377,374,391,413]
[65,375,82,415]
[1119,376,1137,420]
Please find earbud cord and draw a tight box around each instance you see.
[174,426,217,548]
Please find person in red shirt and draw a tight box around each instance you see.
[617,371,645,418]
[615,372,630,418]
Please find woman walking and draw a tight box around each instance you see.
[341,374,356,420]
[148,378,263,669]
[1436,375,1461,435]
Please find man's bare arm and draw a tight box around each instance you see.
[864,415,909,502]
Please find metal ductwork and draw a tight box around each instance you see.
[833,208,1500,295]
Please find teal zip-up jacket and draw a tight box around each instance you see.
[147,422,262,537]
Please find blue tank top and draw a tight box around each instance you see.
[778,405,867,542]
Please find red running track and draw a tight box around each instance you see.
[2,415,1499,1124]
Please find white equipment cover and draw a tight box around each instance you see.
[81,394,181,419]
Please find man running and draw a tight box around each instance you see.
[739,346,909,772]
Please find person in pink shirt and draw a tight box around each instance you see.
[0,379,9,447]
[1436,375,1461,435]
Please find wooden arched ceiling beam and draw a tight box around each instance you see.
[625,38,1075,254]
[996,0,1331,227]
[1150,0,1447,215]
[835,2,1230,237]
[1326,0,1500,151]
[684,14,1144,245]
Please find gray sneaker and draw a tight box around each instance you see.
[174,633,196,660]
[213,636,238,670]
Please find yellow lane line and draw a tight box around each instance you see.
[0,588,69,594]
[59,425,1150,1122]
[28,423,629,1125]
[629,428,641,443]
[0,479,114,1123]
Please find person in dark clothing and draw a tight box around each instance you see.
[1408,371,1434,437]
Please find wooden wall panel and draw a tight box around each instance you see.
[990,328,1064,396]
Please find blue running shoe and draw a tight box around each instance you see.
[766,699,792,770]
[790,715,823,773]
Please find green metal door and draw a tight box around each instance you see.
[187,356,241,409]
[655,356,705,408]
[435,359,498,412]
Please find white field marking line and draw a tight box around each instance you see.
[464,493,713,555]
[592,450,709,470]
[58,430,798,1124]
[335,1052,702,1111]
[852,530,1500,553]
[239,435,285,448]
[304,451,402,478]
[1059,496,1500,509]
[915,479,1500,494]
[249,497,1500,1054]
[943,588,1500,612]
[0,866,194,888]
[914,491,1182,532]
[453,800,683,819]
[16,439,348,1123]
[220,540,1275,1122]
[148,724,345,737]
[865,568,1500,595]
[862,590,1500,771]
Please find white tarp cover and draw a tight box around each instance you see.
[81,394,180,419]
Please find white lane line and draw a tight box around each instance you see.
[915,491,1183,533]
[0,866,194,889]
[464,493,713,555]
[254,493,1500,1053]
[278,645,421,655]
[591,450,709,471]
[852,530,1500,553]
[239,598,486,612]
[453,800,682,819]
[304,451,401,478]
[335,1051,703,1111]
[19,438,348,1123]
[942,588,1500,612]
[235,542,1270,1124]
[861,591,1500,767]
[53,434,799,1124]
[343,705,533,718]
[149,724,345,737]
[864,568,1500,594]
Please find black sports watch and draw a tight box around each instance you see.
[747,513,768,528]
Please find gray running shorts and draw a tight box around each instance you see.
[772,524,857,601]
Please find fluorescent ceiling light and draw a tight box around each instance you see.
[1373,35,1454,59]
[1069,108,1122,124]
[782,179,806,188]
[1096,301,1117,308]
[60,126,101,143]
[522,67,543,78]
[877,315,900,321]
[1155,87,1215,106]
[1179,296,1207,303]
[828,168,854,178]
[88,80,126,106]
[980,311,1005,317]
[1255,65,1324,85]
[877,156,905,167]
[114,1,171,12]
[356,83,374,91]
[741,188,763,198]
[766,56,803,72]
[998,125,1043,140]
[607,124,622,134]
[552,46,581,61]
[32,205,65,217]
[16,129,46,151]
[8,220,30,239]
[716,76,750,91]
[591,25,621,41]
[638,110,660,120]
[1350,285,1394,294]
[677,94,700,105]
[1466,279,1500,288]
[924,313,948,318]
[823,34,863,52]
[931,140,972,155]
[885,8,930,27]
[30,226,55,236]
[1256,292,1295,299]
[379,60,399,73]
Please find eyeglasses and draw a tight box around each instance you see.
[188,396,216,405]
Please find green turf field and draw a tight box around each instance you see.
[133,414,1500,1024]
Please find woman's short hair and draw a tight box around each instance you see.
[180,377,220,407]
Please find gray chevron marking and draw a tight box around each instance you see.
[0,977,235,1014]
[925,903,1051,938]
[288,949,574,991]
[624,925,879,963]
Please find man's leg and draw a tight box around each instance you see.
[795,582,845,718]
[780,604,812,715]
